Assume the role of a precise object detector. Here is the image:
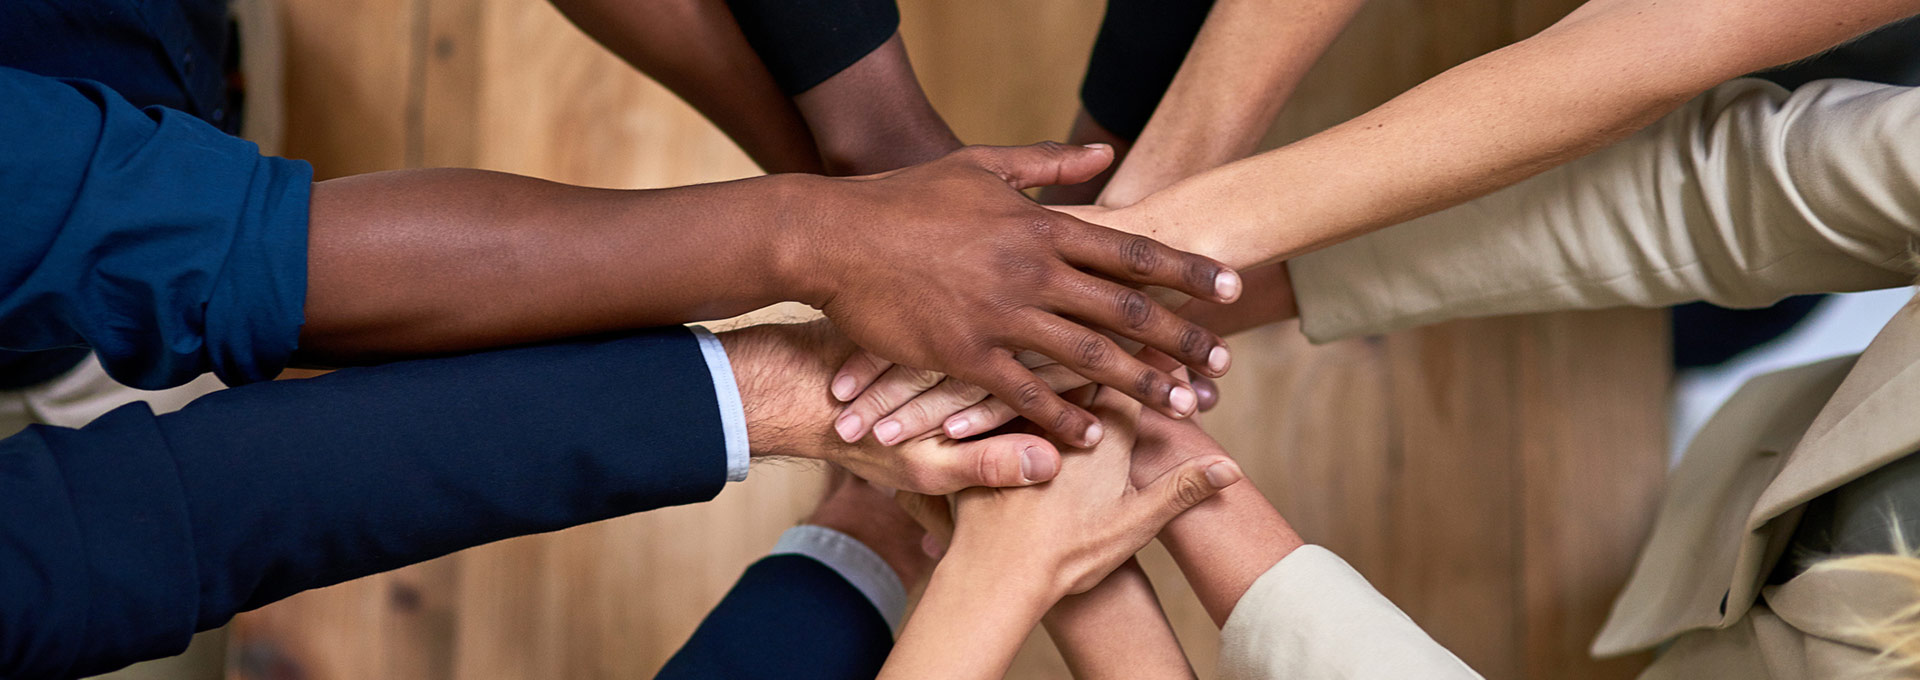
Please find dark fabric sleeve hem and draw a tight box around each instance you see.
[205,155,312,388]
[724,0,900,96]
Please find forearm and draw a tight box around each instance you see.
[1098,0,1365,208]
[1160,481,1305,626]
[1042,558,1195,680]
[550,0,821,174]
[300,168,811,364]
[794,33,961,175]
[1290,78,1920,342]
[1121,0,1920,268]
[882,548,1056,680]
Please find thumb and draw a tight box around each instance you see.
[965,142,1115,190]
[1135,454,1242,528]
[902,432,1061,493]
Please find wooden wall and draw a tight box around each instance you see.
[234,0,1669,678]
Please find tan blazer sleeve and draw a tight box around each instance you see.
[1216,545,1480,680]
[1290,78,1920,343]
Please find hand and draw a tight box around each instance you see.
[904,386,1243,597]
[719,320,1064,494]
[830,343,1226,449]
[790,144,1242,448]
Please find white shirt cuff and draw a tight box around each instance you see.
[688,325,749,483]
[771,525,908,635]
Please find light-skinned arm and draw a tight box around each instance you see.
[882,388,1243,679]
[1095,0,1367,209]
[1102,0,1920,268]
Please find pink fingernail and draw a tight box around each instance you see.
[1208,346,1231,375]
[1021,446,1057,482]
[831,375,857,401]
[835,413,863,442]
[1083,422,1104,446]
[875,420,903,445]
[1205,461,1243,488]
[1215,270,1242,301]
[945,416,972,439]
[1170,386,1197,415]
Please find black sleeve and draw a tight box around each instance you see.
[0,328,730,679]
[723,0,900,95]
[1080,0,1218,141]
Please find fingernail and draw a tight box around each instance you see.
[835,413,863,442]
[1208,346,1231,375]
[945,416,973,439]
[1083,143,1111,152]
[831,375,857,401]
[875,419,903,445]
[1215,269,1242,301]
[1083,422,1104,446]
[922,533,947,559]
[1205,461,1242,488]
[1021,446,1057,482]
[1169,385,1197,415]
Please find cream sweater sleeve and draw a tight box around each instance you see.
[1290,78,1920,343]
[1216,545,1480,680]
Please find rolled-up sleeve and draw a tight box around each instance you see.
[0,328,731,679]
[0,66,311,389]
[1291,78,1920,342]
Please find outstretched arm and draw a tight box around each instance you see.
[1102,0,1920,268]
[1096,0,1367,209]
[549,0,822,174]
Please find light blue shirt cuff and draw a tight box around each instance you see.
[772,525,908,635]
[688,325,749,482]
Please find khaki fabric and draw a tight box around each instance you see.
[1291,78,1920,343]
[1274,76,1920,679]
[1217,546,1482,680]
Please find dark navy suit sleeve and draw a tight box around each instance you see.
[0,328,729,679]
[657,554,894,680]
[0,65,312,390]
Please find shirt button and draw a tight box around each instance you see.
[213,107,226,122]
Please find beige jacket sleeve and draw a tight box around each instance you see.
[1290,78,1920,343]
[1216,545,1481,680]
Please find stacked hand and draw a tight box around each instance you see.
[791,144,1242,448]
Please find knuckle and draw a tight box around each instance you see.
[1116,289,1153,330]
[1049,406,1080,437]
[1133,368,1164,401]
[1187,259,1220,292]
[1121,236,1159,276]
[976,448,1007,487]
[1025,216,1058,241]
[907,368,945,389]
[1173,474,1211,509]
[1014,380,1050,411]
[1180,327,1209,359]
[1074,334,1110,371]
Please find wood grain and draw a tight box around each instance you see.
[236,0,1667,678]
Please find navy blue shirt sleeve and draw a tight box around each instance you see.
[0,65,312,390]
[0,327,729,679]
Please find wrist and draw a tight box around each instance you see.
[938,535,1067,607]
[717,321,849,460]
[765,174,841,309]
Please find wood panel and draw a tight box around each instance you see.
[237,0,1667,678]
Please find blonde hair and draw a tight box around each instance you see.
[1807,521,1920,674]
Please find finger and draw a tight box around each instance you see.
[894,491,955,542]
[1048,272,1231,378]
[942,364,1089,439]
[957,352,1104,447]
[1193,375,1221,412]
[836,363,948,444]
[831,349,893,402]
[958,142,1115,190]
[1054,220,1242,304]
[1020,313,1200,420]
[1133,454,1242,530]
[876,378,993,444]
[894,432,1062,494]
